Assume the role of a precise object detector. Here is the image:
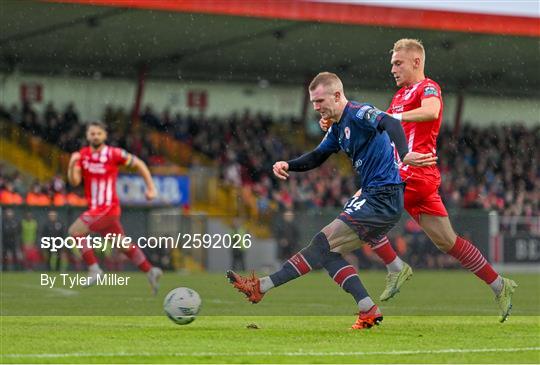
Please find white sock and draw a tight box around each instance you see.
[386,256,404,273]
[88,263,101,272]
[259,276,275,293]
[490,276,503,295]
[357,296,376,312]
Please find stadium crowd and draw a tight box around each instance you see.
[0,101,538,216]
[1,101,538,272]
[0,167,87,207]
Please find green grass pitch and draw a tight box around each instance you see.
[1,271,539,363]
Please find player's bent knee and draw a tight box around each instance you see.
[306,231,330,253]
[68,220,88,237]
[297,231,331,269]
[321,219,358,249]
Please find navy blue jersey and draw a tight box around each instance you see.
[317,101,401,188]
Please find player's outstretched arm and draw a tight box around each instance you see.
[402,152,437,167]
[67,152,82,186]
[131,156,157,201]
[394,98,441,122]
[273,148,333,180]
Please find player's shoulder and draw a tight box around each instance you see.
[348,101,375,118]
[422,78,441,90]
[106,145,128,156]
[419,78,442,97]
[347,101,367,110]
[349,101,384,129]
[423,77,441,87]
[79,146,91,156]
[107,145,121,153]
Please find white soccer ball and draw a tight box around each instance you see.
[163,287,202,325]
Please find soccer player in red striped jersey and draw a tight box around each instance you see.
[320,39,516,322]
[67,121,162,294]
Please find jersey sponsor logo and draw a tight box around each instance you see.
[82,160,107,174]
[344,126,351,139]
[355,105,372,119]
[424,86,439,97]
[363,107,383,126]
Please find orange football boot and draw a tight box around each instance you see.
[351,305,383,329]
[226,270,265,304]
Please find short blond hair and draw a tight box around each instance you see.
[309,72,343,93]
[392,38,425,63]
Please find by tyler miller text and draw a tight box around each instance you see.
[40,273,131,288]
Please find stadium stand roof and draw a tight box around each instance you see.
[1,0,539,95]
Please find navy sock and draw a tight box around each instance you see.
[323,252,369,303]
[270,232,328,287]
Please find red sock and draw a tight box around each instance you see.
[371,237,397,265]
[77,235,98,266]
[448,236,499,284]
[124,245,152,273]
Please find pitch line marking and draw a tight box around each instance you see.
[3,346,540,358]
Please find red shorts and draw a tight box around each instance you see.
[22,246,42,263]
[79,205,124,236]
[402,172,448,222]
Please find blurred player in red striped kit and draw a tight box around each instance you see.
[321,39,516,322]
[67,121,162,294]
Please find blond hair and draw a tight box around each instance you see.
[392,38,425,63]
[309,72,343,93]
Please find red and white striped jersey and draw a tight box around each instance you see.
[77,145,132,210]
[388,78,443,180]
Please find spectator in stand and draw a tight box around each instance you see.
[51,174,65,194]
[63,102,79,126]
[141,105,161,130]
[52,187,68,206]
[66,186,87,207]
[26,183,51,206]
[1,181,24,205]
[9,172,26,196]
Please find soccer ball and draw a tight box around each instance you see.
[163,287,202,325]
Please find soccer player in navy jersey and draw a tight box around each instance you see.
[227,72,436,329]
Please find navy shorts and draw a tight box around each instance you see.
[337,184,404,245]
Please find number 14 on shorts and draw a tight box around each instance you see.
[344,196,366,214]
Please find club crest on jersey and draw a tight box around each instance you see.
[344,127,351,139]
